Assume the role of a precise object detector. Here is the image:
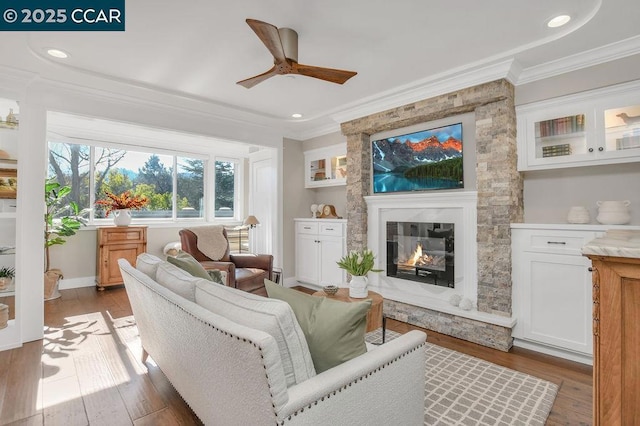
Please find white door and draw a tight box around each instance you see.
[521,252,593,355]
[296,233,319,284]
[319,236,346,287]
[249,151,276,256]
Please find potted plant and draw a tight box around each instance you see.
[0,266,14,290]
[337,249,382,298]
[95,191,148,226]
[45,179,88,300]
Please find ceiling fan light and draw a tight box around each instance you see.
[547,15,571,28]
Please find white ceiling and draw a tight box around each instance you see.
[2,0,640,139]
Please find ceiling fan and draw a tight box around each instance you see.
[237,19,357,89]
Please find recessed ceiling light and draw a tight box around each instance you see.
[47,48,69,59]
[547,15,571,28]
[291,113,303,119]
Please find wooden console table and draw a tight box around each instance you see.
[312,288,383,333]
[96,226,147,290]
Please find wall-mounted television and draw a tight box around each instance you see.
[372,123,463,194]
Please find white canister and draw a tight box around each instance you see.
[567,206,590,224]
[596,200,631,225]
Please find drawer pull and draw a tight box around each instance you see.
[546,241,567,245]
[325,228,334,231]
[303,226,312,230]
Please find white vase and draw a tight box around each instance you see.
[349,275,368,298]
[596,200,631,225]
[113,209,132,226]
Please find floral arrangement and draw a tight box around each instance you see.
[336,249,382,276]
[95,191,148,216]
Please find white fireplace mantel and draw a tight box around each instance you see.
[365,191,516,328]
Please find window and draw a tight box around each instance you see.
[214,160,237,218]
[49,141,212,222]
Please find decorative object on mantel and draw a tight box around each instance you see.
[310,204,318,218]
[95,190,149,226]
[449,293,462,307]
[567,206,591,224]
[45,179,88,300]
[0,168,17,199]
[337,249,382,298]
[459,297,474,311]
[0,266,14,290]
[596,200,631,225]
[0,108,18,129]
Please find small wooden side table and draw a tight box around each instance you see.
[312,288,384,333]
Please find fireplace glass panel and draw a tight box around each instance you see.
[386,221,454,288]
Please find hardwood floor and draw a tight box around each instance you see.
[0,286,592,425]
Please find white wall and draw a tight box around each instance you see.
[282,138,315,280]
[516,54,640,226]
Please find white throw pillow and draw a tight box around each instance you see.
[156,262,210,302]
[136,253,164,280]
[194,281,316,387]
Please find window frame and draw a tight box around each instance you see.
[48,139,244,226]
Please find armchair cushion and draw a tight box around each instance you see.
[265,280,371,373]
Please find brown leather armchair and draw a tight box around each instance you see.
[179,228,272,296]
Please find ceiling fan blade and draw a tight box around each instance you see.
[237,65,279,88]
[246,19,286,62]
[293,63,357,85]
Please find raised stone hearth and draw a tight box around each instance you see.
[340,79,523,351]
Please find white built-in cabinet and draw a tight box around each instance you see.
[511,225,604,364]
[304,144,347,188]
[295,218,346,287]
[516,80,640,171]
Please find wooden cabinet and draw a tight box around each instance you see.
[295,219,346,287]
[585,253,640,425]
[96,226,147,290]
[516,80,640,171]
[511,225,603,363]
[304,144,347,188]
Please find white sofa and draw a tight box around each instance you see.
[119,256,427,425]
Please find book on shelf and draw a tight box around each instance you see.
[536,114,585,138]
[542,143,571,157]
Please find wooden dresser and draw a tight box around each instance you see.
[584,230,640,426]
[96,226,147,290]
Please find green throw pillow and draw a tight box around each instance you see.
[264,279,371,373]
[167,250,213,281]
[207,269,225,284]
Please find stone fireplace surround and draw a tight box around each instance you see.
[340,79,523,351]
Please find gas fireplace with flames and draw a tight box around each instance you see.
[386,221,454,288]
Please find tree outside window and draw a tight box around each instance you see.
[215,160,235,218]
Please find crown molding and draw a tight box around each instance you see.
[283,121,341,141]
[517,35,640,85]
[329,59,515,126]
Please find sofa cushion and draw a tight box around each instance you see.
[156,262,211,302]
[136,253,164,279]
[265,280,371,373]
[167,250,214,281]
[194,281,315,387]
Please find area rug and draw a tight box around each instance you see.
[365,329,558,426]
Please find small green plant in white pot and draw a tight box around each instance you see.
[0,266,15,290]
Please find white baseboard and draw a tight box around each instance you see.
[513,338,593,365]
[59,276,97,290]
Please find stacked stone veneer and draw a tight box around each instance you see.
[340,79,523,351]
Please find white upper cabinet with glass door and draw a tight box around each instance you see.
[304,144,347,188]
[517,80,640,171]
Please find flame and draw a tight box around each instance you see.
[405,243,423,266]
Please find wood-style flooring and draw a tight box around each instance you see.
[0,286,592,425]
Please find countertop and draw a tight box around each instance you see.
[581,229,640,259]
